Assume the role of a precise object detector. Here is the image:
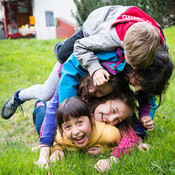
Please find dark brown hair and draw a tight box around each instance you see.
[56,96,93,135]
[87,73,136,136]
[77,69,124,102]
[125,48,174,107]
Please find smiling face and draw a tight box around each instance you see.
[93,99,133,125]
[88,82,113,98]
[62,116,92,148]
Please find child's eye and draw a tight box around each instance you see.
[112,108,116,113]
[64,125,71,130]
[77,120,83,125]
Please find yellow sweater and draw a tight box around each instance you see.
[52,120,121,154]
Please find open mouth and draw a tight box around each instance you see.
[73,135,85,144]
[101,114,105,122]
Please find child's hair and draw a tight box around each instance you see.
[56,96,93,135]
[88,74,136,135]
[124,22,160,70]
[77,69,120,101]
[129,48,174,96]
[77,74,94,101]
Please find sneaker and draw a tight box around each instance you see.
[1,89,24,119]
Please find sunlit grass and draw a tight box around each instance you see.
[0,26,175,174]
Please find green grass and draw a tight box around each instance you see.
[0,26,175,174]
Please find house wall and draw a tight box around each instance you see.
[33,0,77,40]
[0,1,4,20]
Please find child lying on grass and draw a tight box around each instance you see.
[34,96,148,172]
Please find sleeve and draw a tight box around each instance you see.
[136,91,157,119]
[40,85,59,146]
[74,27,120,76]
[58,53,86,104]
[110,127,139,159]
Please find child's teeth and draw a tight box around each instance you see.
[75,136,83,140]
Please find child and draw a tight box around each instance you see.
[34,70,151,168]
[36,50,173,166]
[54,5,168,86]
[34,96,142,170]
[1,62,61,119]
[1,48,124,119]
[58,47,174,126]
[1,5,168,119]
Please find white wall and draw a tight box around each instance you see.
[0,1,4,21]
[33,0,77,40]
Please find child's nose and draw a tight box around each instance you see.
[72,126,80,135]
[108,115,116,122]
[107,115,118,125]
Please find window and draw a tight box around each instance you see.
[45,11,54,27]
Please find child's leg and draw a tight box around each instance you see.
[54,27,83,63]
[1,62,60,120]
[33,100,46,136]
[19,62,60,102]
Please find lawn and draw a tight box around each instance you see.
[0,26,175,175]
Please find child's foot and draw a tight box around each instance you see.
[1,89,24,119]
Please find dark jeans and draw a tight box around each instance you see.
[132,113,147,139]
[54,27,84,63]
[33,100,46,136]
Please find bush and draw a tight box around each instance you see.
[72,0,175,27]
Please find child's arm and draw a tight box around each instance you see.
[35,88,60,169]
[35,145,51,169]
[95,137,150,173]
[40,85,59,147]
[94,127,140,172]
[74,28,121,77]
[110,127,139,159]
[136,91,157,130]
[35,87,60,169]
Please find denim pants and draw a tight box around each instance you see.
[33,100,46,136]
[54,27,84,63]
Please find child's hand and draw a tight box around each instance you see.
[88,146,102,155]
[140,116,154,131]
[50,149,64,163]
[93,68,110,86]
[94,156,118,172]
[138,143,150,151]
[34,145,51,169]
[35,157,49,170]
[138,136,150,151]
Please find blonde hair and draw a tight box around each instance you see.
[124,22,160,70]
